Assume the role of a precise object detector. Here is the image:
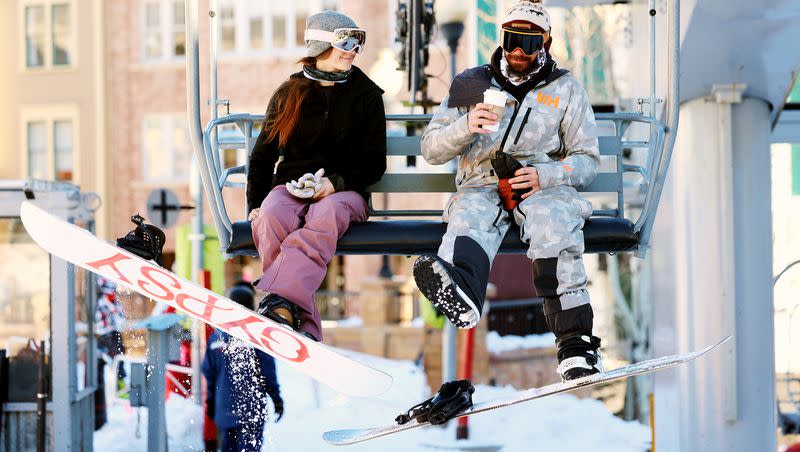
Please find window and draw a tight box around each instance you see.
[23,109,76,182]
[143,2,161,59]
[27,121,48,179]
[141,0,186,62]
[51,3,70,65]
[793,145,800,196]
[271,5,287,50]
[218,0,338,57]
[294,0,311,48]
[142,115,191,183]
[23,1,73,69]
[24,6,45,67]
[220,4,236,52]
[172,1,185,56]
[249,16,264,51]
[53,120,74,181]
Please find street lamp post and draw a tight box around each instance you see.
[379,191,393,278]
[437,2,468,82]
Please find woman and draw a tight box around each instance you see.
[247,11,386,342]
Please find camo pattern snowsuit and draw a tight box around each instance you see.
[421,51,599,329]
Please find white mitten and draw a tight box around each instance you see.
[286,176,315,198]
[286,169,326,199]
[296,173,315,187]
[285,184,315,198]
[313,169,325,192]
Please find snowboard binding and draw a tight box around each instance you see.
[116,214,166,266]
[395,379,475,426]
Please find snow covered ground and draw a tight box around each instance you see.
[485,331,557,353]
[95,348,650,452]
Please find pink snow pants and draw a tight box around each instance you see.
[251,185,368,340]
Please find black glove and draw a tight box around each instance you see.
[271,395,284,422]
[491,152,525,210]
[205,398,215,420]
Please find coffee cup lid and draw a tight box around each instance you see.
[483,89,507,106]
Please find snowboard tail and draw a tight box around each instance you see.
[323,337,730,445]
[20,201,392,398]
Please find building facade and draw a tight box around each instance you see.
[0,0,111,237]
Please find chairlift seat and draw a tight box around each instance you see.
[224,115,645,257]
[227,217,638,256]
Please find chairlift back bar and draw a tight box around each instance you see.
[637,0,681,256]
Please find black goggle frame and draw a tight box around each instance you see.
[501,28,546,56]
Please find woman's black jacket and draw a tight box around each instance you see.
[246,66,387,212]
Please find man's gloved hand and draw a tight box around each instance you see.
[205,398,215,420]
[271,395,284,422]
[491,152,525,210]
[286,168,325,198]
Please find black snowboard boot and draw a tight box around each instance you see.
[555,333,603,381]
[116,214,165,266]
[413,254,485,329]
[412,237,490,329]
[257,293,318,341]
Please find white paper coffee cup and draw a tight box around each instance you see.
[482,89,507,132]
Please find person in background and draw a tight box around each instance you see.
[203,281,283,452]
[95,276,126,389]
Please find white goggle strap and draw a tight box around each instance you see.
[304,29,336,43]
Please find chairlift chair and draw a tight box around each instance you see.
[182,0,680,261]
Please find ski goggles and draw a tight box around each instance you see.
[304,28,366,54]
[501,28,546,55]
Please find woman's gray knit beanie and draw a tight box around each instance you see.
[305,11,359,57]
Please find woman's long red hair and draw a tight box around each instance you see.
[265,49,333,148]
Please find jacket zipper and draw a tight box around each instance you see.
[498,101,521,153]
[515,204,527,238]
[323,90,331,128]
[505,74,560,147]
[513,107,532,145]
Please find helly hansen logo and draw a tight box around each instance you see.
[537,92,560,109]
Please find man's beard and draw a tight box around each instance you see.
[505,54,539,79]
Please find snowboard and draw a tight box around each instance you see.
[20,201,392,398]
[324,337,729,445]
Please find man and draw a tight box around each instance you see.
[203,281,283,451]
[95,277,126,388]
[413,0,602,381]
